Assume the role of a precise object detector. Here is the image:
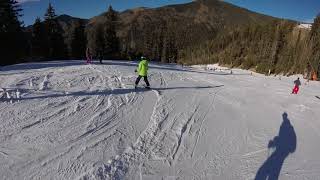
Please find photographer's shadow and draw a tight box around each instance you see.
[255,112,297,180]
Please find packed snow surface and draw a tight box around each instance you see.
[0,61,320,180]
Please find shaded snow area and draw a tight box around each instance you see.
[1,60,320,180]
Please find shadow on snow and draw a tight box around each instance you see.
[1,60,251,76]
[255,112,297,180]
[0,60,85,71]
[17,85,224,101]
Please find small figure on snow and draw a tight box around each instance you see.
[135,56,150,89]
[16,89,20,102]
[0,88,5,100]
[98,49,103,64]
[6,90,11,99]
[292,77,301,94]
[86,47,92,64]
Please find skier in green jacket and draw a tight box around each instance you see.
[135,56,150,89]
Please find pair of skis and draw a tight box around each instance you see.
[125,84,151,90]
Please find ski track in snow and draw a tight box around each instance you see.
[0,61,320,180]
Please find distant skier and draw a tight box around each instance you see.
[292,77,301,94]
[0,88,5,100]
[135,56,150,89]
[98,49,103,64]
[86,47,92,64]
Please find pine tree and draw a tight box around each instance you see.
[144,24,154,59]
[310,16,320,40]
[103,5,120,58]
[44,3,67,59]
[44,3,56,21]
[31,17,48,58]
[95,24,105,58]
[0,0,26,65]
[70,22,86,59]
[161,21,178,63]
[309,15,320,78]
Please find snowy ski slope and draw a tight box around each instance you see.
[0,60,320,180]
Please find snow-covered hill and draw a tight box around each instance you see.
[298,23,312,29]
[0,61,320,180]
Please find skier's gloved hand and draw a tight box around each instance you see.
[134,69,137,73]
[268,136,278,148]
[268,140,273,148]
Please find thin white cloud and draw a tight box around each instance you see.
[16,0,40,4]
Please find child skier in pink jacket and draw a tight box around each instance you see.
[86,47,92,64]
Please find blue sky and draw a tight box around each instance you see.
[225,0,319,23]
[18,0,320,26]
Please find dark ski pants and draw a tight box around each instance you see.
[135,75,150,87]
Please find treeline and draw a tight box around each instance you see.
[1,0,320,78]
[1,1,215,65]
[0,0,28,65]
[86,10,212,63]
[86,6,120,60]
[180,19,320,77]
[0,1,119,65]
[30,3,68,60]
[119,17,215,63]
[30,4,120,61]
